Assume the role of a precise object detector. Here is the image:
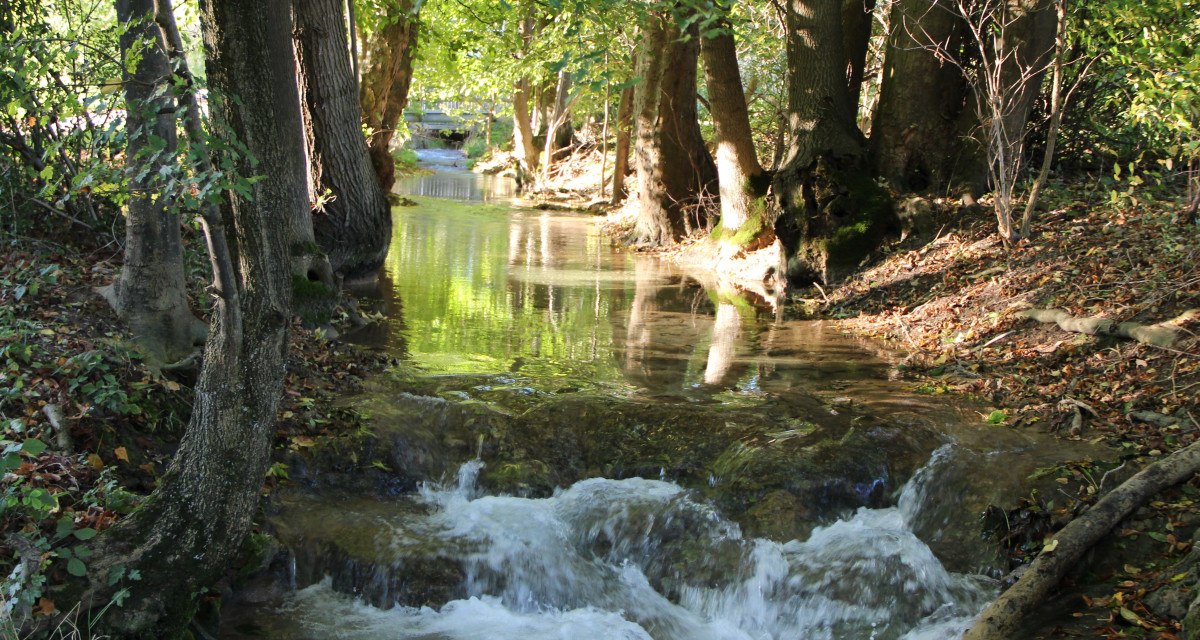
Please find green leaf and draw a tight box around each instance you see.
[986,410,1008,425]
[73,527,98,541]
[22,438,47,456]
[1148,531,1170,542]
[67,558,87,577]
[55,516,75,540]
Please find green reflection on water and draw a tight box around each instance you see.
[382,197,631,386]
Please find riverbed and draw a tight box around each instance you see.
[219,151,1098,640]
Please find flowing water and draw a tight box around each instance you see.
[220,152,1098,639]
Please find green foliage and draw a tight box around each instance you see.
[463,137,488,159]
[1060,0,1199,179]
[394,147,420,168]
[0,0,126,237]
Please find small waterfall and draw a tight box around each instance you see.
[267,448,996,639]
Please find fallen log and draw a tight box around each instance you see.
[1017,308,1199,348]
[964,439,1200,640]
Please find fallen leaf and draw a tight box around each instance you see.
[86,453,104,469]
[35,597,55,616]
[114,447,129,462]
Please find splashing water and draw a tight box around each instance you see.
[270,447,995,640]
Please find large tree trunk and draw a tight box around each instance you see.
[773,0,896,285]
[952,0,1056,203]
[293,0,392,281]
[108,0,206,366]
[610,74,636,205]
[632,11,717,245]
[75,0,306,635]
[359,0,418,193]
[701,17,769,240]
[870,0,969,192]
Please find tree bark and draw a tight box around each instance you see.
[75,0,305,635]
[511,17,540,190]
[842,0,876,107]
[293,0,392,281]
[541,68,572,184]
[632,10,717,245]
[359,0,418,193]
[772,0,896,285]
[870,0,969,192]
[610,70,636,205]
[109,0,206,366]
[701,16,769,239]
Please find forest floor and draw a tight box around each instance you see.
[0,238,390,623]
[807,191,1200,638]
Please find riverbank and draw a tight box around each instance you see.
[0,242,390,626]
[811,193,1200,638]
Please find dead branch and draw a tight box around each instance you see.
[1018,308,1199,348]
[965,438,1200,640]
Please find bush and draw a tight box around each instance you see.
[464,137,488,159]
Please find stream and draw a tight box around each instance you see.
[219,150,1098,639]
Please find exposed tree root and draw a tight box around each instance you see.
[964,439,1200,640]
[1018,308,1199,348]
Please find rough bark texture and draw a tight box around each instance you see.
[294,0,392,281]
[870,0,969,192]
[359,0,417,193]
[110,0,206,365]
[965,439,1200,640]
[773,0,896,285]
[702,19,769,238]
[842,0,876,106]
[610,74,636,205]
[632,11,717,245]
[76,0,304,635]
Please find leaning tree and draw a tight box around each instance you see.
[62,0,311,634]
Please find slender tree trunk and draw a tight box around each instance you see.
[773,0,896,284]
[76,0,305,634]
[610,73,636,204]
[511,16,539,190]
[870,0,969,192]
[294,0,392,281]
[701,16,768,240]
[108,0,205,366]
[345,0,358,87]
[541,69,572,184]
[599,70,610,198]
[513,76,540,189]
[359,0,418,192]
[632,11,717,245]
[842,0,876,107]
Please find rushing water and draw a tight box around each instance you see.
[234,450,993,640]
[220,154,1096,639]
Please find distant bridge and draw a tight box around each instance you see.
[403,101,488,133]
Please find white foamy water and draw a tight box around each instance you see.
[274,447,994,640]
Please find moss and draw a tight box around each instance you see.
[710,197,768,249]
[289,241,321,258]
[802,160,896,281]
[291,275,336,325]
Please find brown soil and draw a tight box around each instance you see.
[810,196,1200,638]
